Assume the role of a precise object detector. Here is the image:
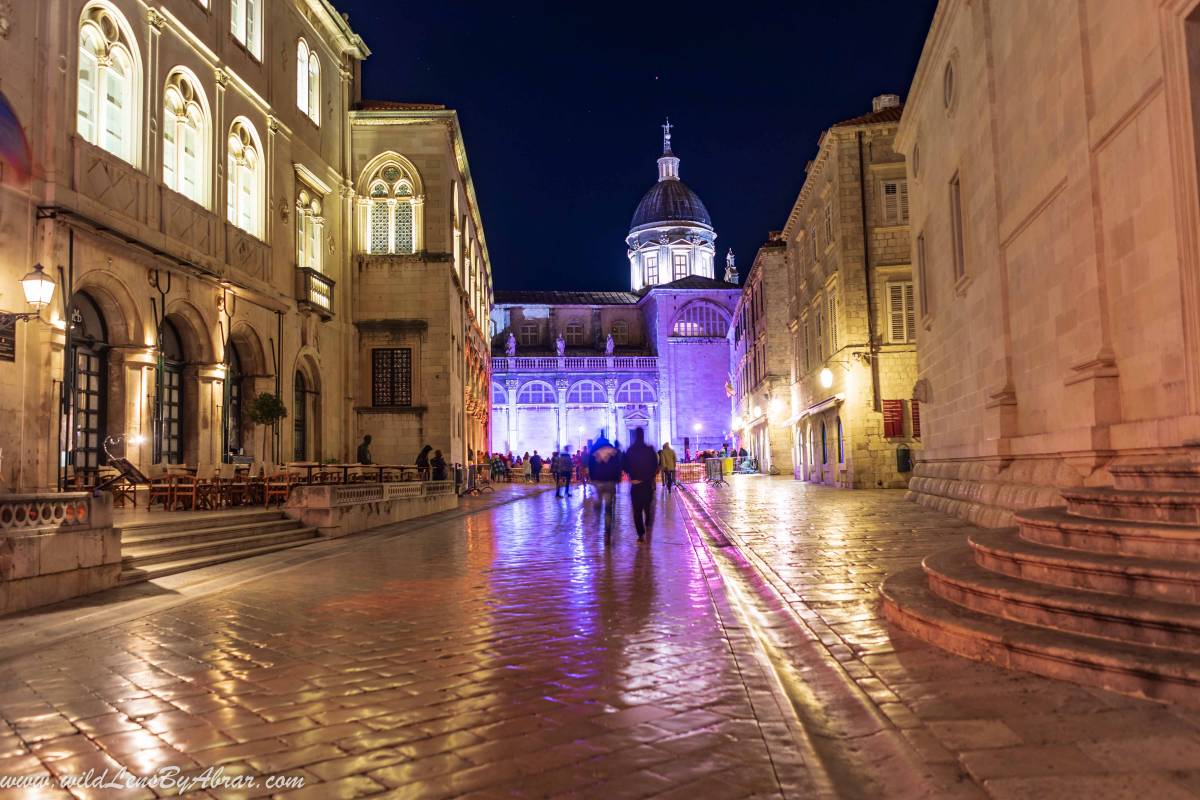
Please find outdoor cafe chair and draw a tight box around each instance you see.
[264,472,291,507]
[147,473,174,510]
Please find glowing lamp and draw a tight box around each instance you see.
[769,398,783,417]
[692,422,702,432]
[128,434,145,446]
[752,405,762,418]
[20,263,55,310]
[819,368,834,389]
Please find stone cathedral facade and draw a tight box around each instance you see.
[489,126,740,457]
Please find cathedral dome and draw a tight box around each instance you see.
[629,180,712,231]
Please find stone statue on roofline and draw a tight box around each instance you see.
[556,333,566,357]
[505,332,516,357]
[605,333,615,356]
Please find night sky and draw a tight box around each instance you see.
[334,1,938,291]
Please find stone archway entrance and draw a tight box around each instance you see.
[66,291,110,481]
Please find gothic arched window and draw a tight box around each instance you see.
[671,301,729,338]
[360,161,420,255]
[226,119,263,237]
[296,39,319,124]
[77,3,140,165]
[162,70,209,206]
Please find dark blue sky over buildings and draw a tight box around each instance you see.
[335,1,938,291]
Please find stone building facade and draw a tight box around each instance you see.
[0,0,490,493]
[490,126,740,458]
[730,236,792,473]
[783,95,921,489]
[895,0,1200,526]
[349,104,492,465]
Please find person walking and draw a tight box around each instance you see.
[416,445,433,480]
[623,428,658,541]
[530,451,543,483]
[556,450,573,497]
[521,457,532,483]
[659,441,677,493]
[356,435,373,465]
[588,433,622,538]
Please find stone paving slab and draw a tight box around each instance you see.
[0,484,805,799]
[684,476,1200,799]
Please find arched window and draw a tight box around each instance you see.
[516,381,556,405]
[77,4,139,165]
[616,380,656,404]
[231,0,261,59]
[296,187,323,272]
[492,383,507,405]
[226,119,263,237]
[566,380,606,404]
[836,416,844,464]
[564,321,585,346]
[296,39,319,124]
[820,420,828,466]
[360,160,420,254]
[162,70,209,206]
[672,301,729,338]
[611,320,629,346]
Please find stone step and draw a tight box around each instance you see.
[1016,506,1200,560]
[925,546,1200,652]
[122,527,319,567]
[969,529,1200,604]
[1062,487,1200,526]
[881,565,1200,708]
[115,510,287,538]
[122,518,302,548]
[1110,461,1200,493]
[118,537,321,585]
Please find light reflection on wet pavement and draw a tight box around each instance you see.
[0,487,797,799]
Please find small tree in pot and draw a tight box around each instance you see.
[246,393,288,469]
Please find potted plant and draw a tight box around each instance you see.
[246,393,288,470]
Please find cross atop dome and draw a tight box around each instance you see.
[662,118,673,155]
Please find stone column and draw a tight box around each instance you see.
[195,365,225,473]
[604,377,618,442]
[146,9,166,229]
[116,348,156,469]
[555,378,568,452]
[505,378,519,453]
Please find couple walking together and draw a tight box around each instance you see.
[588,428,674,541]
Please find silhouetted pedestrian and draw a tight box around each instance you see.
[623,428,658,541]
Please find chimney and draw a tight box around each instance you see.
[872,94,901,112]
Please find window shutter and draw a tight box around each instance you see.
[899,181,909,223]
[910,400,921,439]
[827,289,838,352]
[882,182,899,224]
[883,399,903,438]
[904,282,916,342]
[888,283,905,342]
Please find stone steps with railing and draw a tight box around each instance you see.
[882,458,1200,707]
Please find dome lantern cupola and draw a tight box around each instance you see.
[626,121,721,291]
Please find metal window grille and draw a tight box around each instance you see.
[371,348,412,407]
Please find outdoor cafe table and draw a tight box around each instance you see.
[286,463,424,484]
[286,462,321,483]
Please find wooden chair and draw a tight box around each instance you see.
[172,474,213,511]
[98,466,137,508]
[147,474,174,510]
[264,472,291,507]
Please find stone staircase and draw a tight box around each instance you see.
[881,459,1200,707]
[118,510,321,584]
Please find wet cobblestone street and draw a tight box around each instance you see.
[686,477,1200,799]
[0,487,805,800]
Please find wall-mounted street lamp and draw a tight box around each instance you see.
[1,263,56,325]
[819,368,834,389]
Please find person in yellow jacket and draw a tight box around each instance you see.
[658,442,678,493]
